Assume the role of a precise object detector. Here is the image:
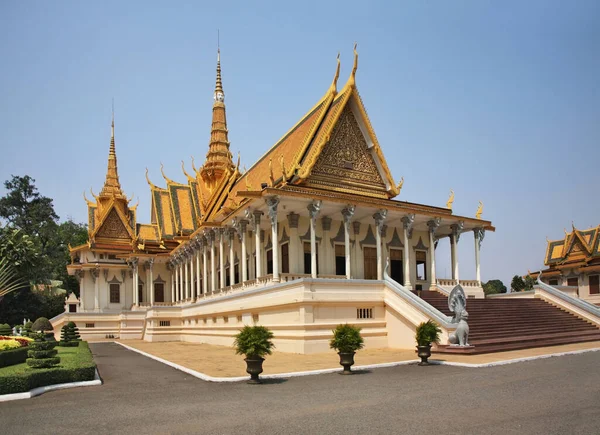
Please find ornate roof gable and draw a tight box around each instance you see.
[295,46,399,199]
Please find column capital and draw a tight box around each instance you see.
[265,196,280,225]
[287,212,299,229]
[352,221,361,236]
[91,267,99,282]
[252,210,264,226]
[474,227,485,249]
[227,227,236,243]
[307,200,322,221]
[321,216,332,232]
[451,221,465,243]
[341,205,355,224]
[146,258,154,270]
[427,217,442,234]
[373,209,388,234]
[75,270,85,282]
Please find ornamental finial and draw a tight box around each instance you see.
[331,52,341,92]
[397,177,404,194]
[350,43,358,84]
[269,158,275,186]
[475,201,483,219]
[446,189,455,210]
[280,155,288,185]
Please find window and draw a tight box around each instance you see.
[389,249,403,283]
[416,251,427,281]
[138,283,144,303]
[363,247,377,280]
[159,320,171,327]
[155,283,165,303]
[69,304,77,313]
[357,308,373,319]
[110,283,120,303]
[237,315,243,323]
[590,275,600,295]
[266,249,273,275]
[234,263,240,284]
[567,277,578,287]
[281,243,289,274]
[335,244,346,276]
[108,254,117,260]
[226,267,231,286]
[549,279,559,286]
[304,242,319,274]
[85,323,95,328]
[252,313,259,323]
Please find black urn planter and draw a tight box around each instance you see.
[417,344,432,366]
[338,351,356,374]
[244,356,265,384]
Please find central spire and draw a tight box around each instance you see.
[200,46,234,190]
[100,108,125,199]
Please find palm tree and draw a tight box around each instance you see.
[0,257,26,303]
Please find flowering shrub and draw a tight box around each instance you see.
[0,339,21,351]
[0,336,32,347]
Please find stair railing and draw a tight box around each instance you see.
[537,272,600,318]
[384,259,455,329]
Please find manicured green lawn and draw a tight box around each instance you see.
[0,342,96,395]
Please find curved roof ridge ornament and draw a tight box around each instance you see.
[475,201,483,219]
[90,187,99,202]
[396,177,404,195]
[349,43,358,86]
[329,52,341,93]
[191,155,198,175]
[446,189,454,210]
[181,160,194,181]
[83,190,94,205]
[160,163,175,185]
[145,168,157,189]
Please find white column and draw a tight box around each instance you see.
[209,231,217,292]
[342,206,355,279]
[148,258,154,306]
[401,214,414,289]
[239,220,249,282]
[218,229,225,289]
[175,263,180,301]
[196,244,201,297]
[93,268,100,311]
[474,228,485,285]
[287,213,300,274]
[170,264,175,303]
[450,222,463,283]
[266,196,280,282]
[190,252,195,300]
[307,201,322,279]
[228,229,235,285]
[202,238,208,295]
[132,259,139,306]
[77,270,85,312]
[374,210,387,280]
[184,254,190,300]
[253,211,263,278]
[427,219,440,286]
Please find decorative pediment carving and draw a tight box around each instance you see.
[96,208,130,240]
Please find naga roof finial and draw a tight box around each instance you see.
[145,168,157,189]
[349,43,358,86]
[160,163,175,184]
[330,52,341,92]
[476,201,483,219]
[181,160,194,181]
[269,158,275,186]
[446,189,455,210]
[397,177,404,194]
[90,187,99,202]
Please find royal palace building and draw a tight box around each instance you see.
[54,47,497,353]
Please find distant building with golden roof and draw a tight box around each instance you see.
[530,225,600,301]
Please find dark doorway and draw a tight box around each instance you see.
[155,283,165,303]
[390,248,403,283]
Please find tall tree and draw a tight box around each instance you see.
[511,275,526,292]
[524,275,536,290]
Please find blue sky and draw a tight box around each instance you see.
[1,1,598,288]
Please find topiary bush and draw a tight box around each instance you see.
[0,323,12,336]
[330,324,364,354]
[26,333,60,369]
[0,347,28,368]
[31,317,53,333]
[59,323,80,347]
[22,321,33,337]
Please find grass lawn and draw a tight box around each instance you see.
[0,342,96,395]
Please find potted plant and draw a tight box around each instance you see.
[415,320,441,365]
[233,325,275,384]
[329,324,364,374]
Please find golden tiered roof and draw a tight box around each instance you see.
[545,224,600,266]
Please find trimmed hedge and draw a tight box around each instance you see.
[27,349,58,359]
[26,357,61,368]
[0,347,28,368]
[0,342,96,395]
[0,324,12,336]
[59,341,79,347]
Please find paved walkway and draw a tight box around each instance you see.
[114,339,600,377]
[1,343,600,434]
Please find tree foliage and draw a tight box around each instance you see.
[511,275,526,292]
[0,175,88,325]
[483,279,507,295]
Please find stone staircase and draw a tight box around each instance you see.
[416,290,600,354]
